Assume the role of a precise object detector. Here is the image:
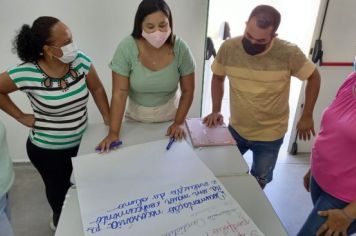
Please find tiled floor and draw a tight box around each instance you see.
[9,149,312,236]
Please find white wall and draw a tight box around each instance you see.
[289,0,355,152]
[0,0,208,162]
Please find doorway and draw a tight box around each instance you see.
[202,0,321,155]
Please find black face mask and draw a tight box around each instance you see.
[242,37,268,55]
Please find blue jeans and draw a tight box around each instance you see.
[228,126,283,185]
[0,194,14,236]
[297,177,356,235]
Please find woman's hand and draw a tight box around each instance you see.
[17,113,35,128]
[316,209,353,236]
[166,122,185,140]
[96,132,120,153]
[303,168,311,192]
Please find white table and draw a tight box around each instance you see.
[77,121,249,177]
[55,175,288,236]
[55,122,289,235]
[219,175,288,236]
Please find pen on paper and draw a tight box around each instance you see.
[166,138,175,150]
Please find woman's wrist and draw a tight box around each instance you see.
[173,116,186,125]
[173,120,184,126]
[342,209,355,222]
[108,129,119,138]
[14,111,25,121]
[103,116,110,125]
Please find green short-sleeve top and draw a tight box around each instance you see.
[109,36,195,107]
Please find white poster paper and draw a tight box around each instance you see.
[72,139,264,236]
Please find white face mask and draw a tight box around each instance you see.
[55,42,78,63]
[141,28,171,48]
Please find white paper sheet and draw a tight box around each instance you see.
[72,139,264,236]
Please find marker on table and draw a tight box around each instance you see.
[166,138,175,150]
[95,140,123,152]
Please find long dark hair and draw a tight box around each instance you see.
[13,16,59,62]
[131,0,174,44]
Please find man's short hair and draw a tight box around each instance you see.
[248,5,281,33]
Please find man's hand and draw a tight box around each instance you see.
[296,114,315,140]
[203,112,224,127]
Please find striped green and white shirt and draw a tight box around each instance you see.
[8,51,92,150]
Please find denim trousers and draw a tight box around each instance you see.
[297,177,356,235]
[228,125,284,185]
[0,193,14,236]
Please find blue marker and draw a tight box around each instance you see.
[96,140,123,152]
[166,138,175,150]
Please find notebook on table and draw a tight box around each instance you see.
[185,118,236,147]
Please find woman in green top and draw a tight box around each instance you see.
[98,0,195,151]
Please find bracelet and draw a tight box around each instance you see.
[342,209,355,222]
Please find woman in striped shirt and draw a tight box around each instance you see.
[0,16,110,230]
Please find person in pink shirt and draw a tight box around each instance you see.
[298,72,356,235]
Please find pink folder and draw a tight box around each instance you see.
[185,118,236,147]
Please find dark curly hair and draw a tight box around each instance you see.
[13,16,59,62]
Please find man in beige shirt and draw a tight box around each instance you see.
[204,5,320,188]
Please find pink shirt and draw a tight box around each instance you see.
[312,72,356,202]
